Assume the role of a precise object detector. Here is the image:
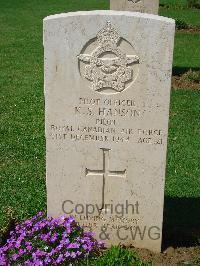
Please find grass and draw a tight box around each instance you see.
[160,0,200,9]
[160,0,188,7]
[160,8,200,27]
[0,0,200,264]
[159,0,200,27]
[173,32,200,69]
[166,89,200,198]
[77,246,152,266]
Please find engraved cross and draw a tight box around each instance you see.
[86,148,126,211]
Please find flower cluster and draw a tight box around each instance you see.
[0,212,103,265]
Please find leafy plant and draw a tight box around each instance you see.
[0,213,103,265]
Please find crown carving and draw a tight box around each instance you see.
[97,21,120,45]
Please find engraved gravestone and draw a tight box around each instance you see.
[44,11,175,252]
[110,0,159,15]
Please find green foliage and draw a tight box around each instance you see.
[77,246,152,266]
[175,19,189,29]
[187,0,200,8]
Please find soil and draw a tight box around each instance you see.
[172,75,200,90]
[132,246,200,266]
[178,28,200,34]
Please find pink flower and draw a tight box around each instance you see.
[0,212,102,265]
[12,253,19,261]
[27,245,32,251]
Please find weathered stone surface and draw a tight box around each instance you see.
[44,10,175,252]
[110,0,159,15]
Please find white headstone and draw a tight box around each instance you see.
[44,10,175,253]
[110,0,159,15]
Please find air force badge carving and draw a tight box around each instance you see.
[78,21,140,94]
